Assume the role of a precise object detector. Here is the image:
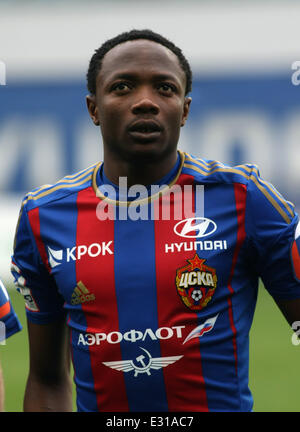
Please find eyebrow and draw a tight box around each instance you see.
[104,72,182,85]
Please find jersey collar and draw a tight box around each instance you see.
[92,150,186,206]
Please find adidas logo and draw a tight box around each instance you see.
[71,281,95,305]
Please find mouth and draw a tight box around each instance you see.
[128,120,162,142]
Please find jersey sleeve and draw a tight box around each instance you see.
[0,279,22,343]
[246,167,300,300]
[11,200,65,324]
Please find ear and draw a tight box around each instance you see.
[86,95,100,126]
[181,97,192,127]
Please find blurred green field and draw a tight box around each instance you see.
[1,283,299,412]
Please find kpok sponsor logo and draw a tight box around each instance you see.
[47,241,114,268]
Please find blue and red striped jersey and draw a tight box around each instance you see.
[11,151,300,411]
[0,278,22,342]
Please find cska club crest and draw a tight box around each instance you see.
[176,254,217,311]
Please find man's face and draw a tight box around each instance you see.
[87,39,191,163]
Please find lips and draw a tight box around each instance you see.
[128,120,162,133]
[127,120,163,143]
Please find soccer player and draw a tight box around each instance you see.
[11,29,300,412]
[0,278,22,411]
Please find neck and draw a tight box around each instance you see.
[102,150,179,187]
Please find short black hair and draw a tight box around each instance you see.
[86,29,192,96]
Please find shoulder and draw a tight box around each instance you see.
[21,162,101,212]
[182,152,257,186]
[181,152,295,225]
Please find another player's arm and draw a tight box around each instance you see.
[24,317,72,412]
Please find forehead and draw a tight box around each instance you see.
[98,39,186,87]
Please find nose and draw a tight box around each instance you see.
[131,94,160,115]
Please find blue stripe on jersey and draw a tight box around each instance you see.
[38,193,98,411]
[114,209,168,412]
[195,183,242,411]
[230,256,258,410]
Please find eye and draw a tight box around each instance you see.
[111,82,131,93]
[158,83,176,95]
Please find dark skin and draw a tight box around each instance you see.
[275,298,300,329]
[24,318,72,411]
[24,39,299,411]
[86,39,191,187]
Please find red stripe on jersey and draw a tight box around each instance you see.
[292,241,300,280]
[76,189,128,412]
[154,174,208,411]
[27,207,51,273]
[0,301,10,319]
[227,183,247,373]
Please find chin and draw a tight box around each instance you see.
[127,144,172,163]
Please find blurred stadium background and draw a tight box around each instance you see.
[0,0,299,412]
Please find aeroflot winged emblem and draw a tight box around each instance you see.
[103,347,183,377]
[176,253,217,311]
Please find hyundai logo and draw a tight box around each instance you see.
[174,217,217,238]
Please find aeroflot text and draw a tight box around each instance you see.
[78,326,185,346]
